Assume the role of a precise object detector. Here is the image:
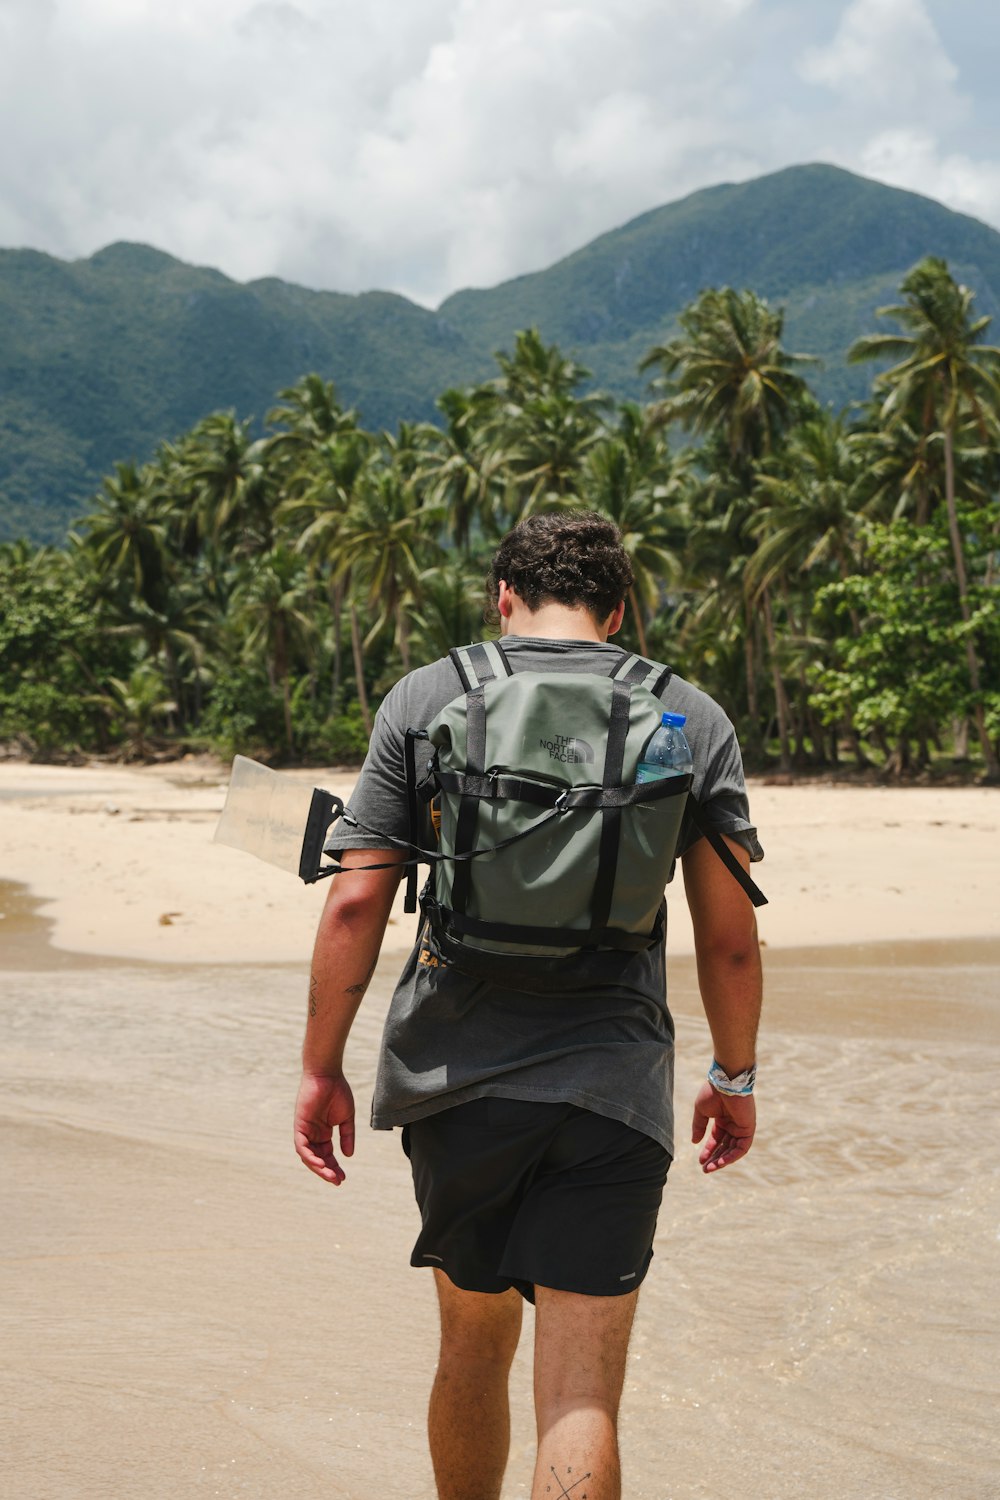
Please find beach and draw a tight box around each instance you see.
[2,760,999,1499]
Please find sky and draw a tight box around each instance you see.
[2,0,1000,308]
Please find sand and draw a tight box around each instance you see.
[2,759,999,1499]
[0,757,997,964]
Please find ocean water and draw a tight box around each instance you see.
[1,881,998,1499]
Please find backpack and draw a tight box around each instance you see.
[317,639,765,993]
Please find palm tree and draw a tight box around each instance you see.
[478,330,607,524]
[279,424,375,714]
[746,414,870,766]
[229,546,319,755]
[849,257,1000,775]
[748,414,865,589]
[80,461,173,611]
[182,412,274,557]
[266,374,357,456]
[338,459,445,678]
[492,328,593,404]
[642,288,817,766]
[409,553,487,665]
[417,388,505,554]
[87,663,177,761]
[642,287,817,478]
[579,404,688,655]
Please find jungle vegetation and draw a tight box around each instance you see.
[2,256,999,778]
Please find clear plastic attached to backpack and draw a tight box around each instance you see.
[212,755,339,883]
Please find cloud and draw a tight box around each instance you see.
[859,128,1000,228]
[0,0,998,305]
[0,0,767,304]
[799,0,964,128]
[796,1,1000,232]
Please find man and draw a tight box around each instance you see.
[294,511,763,1500]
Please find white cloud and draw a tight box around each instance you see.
[796,1,1000,233]
[799,0,964,127]
[0,0,999,305]
[859,128,1000,227]
[0,0,766,303]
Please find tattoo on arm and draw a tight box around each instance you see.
[308,974,318,1018]
[344,957,377,998]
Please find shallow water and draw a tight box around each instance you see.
[2,883,998,1499]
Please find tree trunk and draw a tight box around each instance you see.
[743,604,759,722]
[628,585,649,657]
[350,601,373,737]
[281,674,293,756]
[886,736,911,777]
[274,616,293,755]
[163,639,183,733]
[846,723,869,769]
[943,424,1000,776]
[329,576,345,712]
[397,600,411,675]
[952,716,970,760]
[761,587,792,772]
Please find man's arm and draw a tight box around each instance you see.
[681,833,763,1174]
[293,848,405,1186]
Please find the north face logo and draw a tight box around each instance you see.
[539,734,595,764]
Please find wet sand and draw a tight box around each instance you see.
[2,762,999,1496]
[3,876,999,1499]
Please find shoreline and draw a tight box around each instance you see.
[4,760,998,1500]
[0,758,996,966]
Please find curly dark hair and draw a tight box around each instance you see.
[486,511,634,623]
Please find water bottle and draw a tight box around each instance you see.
[636,712,693,782]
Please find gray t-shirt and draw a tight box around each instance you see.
[331,636,763,1155]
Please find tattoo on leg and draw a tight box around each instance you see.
[308,974,318,1018]
[344,957,377,998]
[546,1468,592,1499]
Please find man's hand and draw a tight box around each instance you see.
[691,1081,755,1173]
[294,1070,356,1186]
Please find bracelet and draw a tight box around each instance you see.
[708,1058,757,1096]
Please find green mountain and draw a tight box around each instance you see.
[440,162,1000,401]
[5,162,1000,542]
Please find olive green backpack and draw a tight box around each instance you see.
[321,639,764,991]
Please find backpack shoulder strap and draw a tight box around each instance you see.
[449,639,513,691]
[610,650,673,698]
[686,800,768,909]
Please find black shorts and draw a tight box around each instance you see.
[402,1097,671,1302]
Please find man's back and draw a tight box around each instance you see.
[330,634,761,1157]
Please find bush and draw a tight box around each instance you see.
[200,667,286,760]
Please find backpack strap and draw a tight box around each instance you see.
[449,639,513,691]
[588,677,632,937]
[403,727,426,913]
[447,681,487,917]
[611,651,673,697]
[446,643,511,917]
[686,801,768,909]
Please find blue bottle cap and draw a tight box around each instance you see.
[662,712,687,727]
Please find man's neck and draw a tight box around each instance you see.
[502,602,609,642]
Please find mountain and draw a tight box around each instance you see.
[5,163,1000,542]
[441,163,1000,399]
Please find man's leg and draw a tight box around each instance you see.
[531,1285,638,1500]
[429,1268,524,1500]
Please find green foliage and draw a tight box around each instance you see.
[3,261,1000,776]
[0,545,132,751]
[305,706,373,766]
[809,521,970,740]
[199,665,287,762]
